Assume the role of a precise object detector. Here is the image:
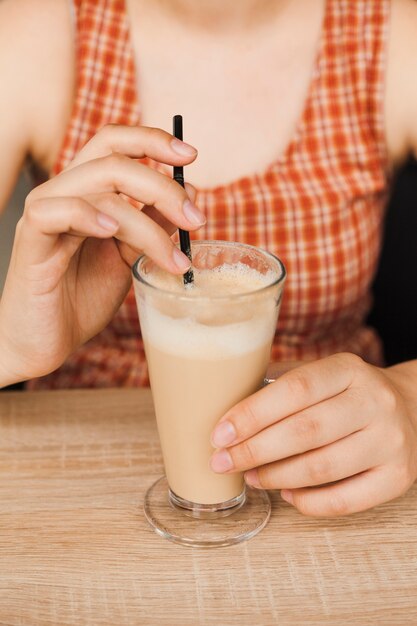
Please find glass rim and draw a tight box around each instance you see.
[132,240,286,302]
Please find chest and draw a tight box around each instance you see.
[130,5,324,188]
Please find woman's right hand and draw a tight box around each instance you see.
[0,124,203,387]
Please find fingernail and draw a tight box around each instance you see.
[211,421,236,448]
[245,469,260,488]
[96,212,119,232]
[210,450,234,473]
[183,200,206,226]
[171,138,197,157]
[281,489,294,504]
[172,247,191,272]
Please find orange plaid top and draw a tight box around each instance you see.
[28,0,392,390]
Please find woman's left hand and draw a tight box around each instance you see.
[210,353,417,517]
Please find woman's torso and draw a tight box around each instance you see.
[27,0,392,389]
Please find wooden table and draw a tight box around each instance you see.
[1,389,417,625]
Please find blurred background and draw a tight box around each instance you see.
[367,157,417,365]
[0,173,30,287]
[1,160,417,366]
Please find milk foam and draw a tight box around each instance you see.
[139,263,278,359]
[147,263,276,297]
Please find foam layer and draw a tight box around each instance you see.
[138,263,279,359]
[147,262,276,297]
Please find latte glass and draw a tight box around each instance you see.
[133,241,286,547]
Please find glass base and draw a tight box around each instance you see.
[143,476,271,548]
[169,487,246,519]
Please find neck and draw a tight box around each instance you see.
[142,0,291,33]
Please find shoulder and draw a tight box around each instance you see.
[385,0,417,164]
[0,0,75,171]
[0,0,73,87]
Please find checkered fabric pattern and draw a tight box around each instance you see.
[27,0,392,389]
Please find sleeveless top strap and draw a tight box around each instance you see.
[53,0,139,176]
[324,0,391,170]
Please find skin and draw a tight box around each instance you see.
[210,356,417,516]
[128,0,328,187]
[0,126,202,385]
[1,0,417,516]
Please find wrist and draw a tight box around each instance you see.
[0,328,23,389]
[384,360,417,426]
[0,362,19,389]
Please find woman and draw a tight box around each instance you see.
[0,0,417,516]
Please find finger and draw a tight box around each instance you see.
[280,465,410,517]
[87,192,192,274]
[17,196,119,267]
[211,391,368,473]
[264,360,309,384]
[142,182,198,235]
[117,183,197,267]
[117,241,140,267]
[184,182,197,204]
[211,354,365,448]
[28,155,206,232]
[244,429,381,490]
[18,194,191,277]
[65,124,198,170]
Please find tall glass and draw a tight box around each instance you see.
[133,241,286,547]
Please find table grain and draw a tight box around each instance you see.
[0,389,417,626]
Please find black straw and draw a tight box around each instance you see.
[173,115,194,285]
